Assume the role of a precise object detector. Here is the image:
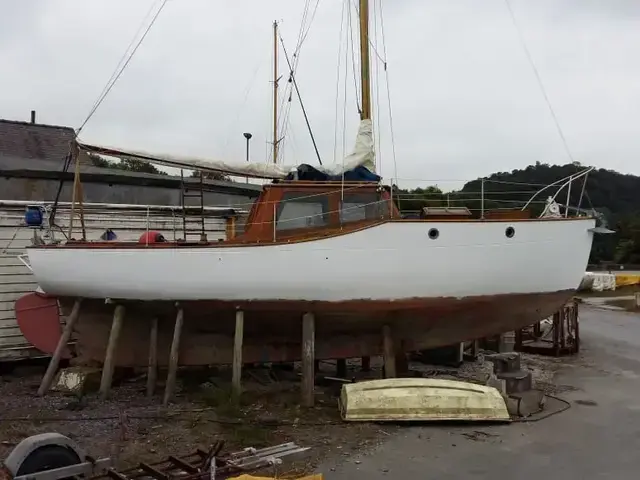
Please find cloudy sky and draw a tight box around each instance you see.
[1,0,638,190]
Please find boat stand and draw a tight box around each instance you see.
[37,298,83,396]
[514,299,580,356]
[163,304,185,405]
[382,324,396,378]
[146,316,159,397]
[99,303,126,398]
[231,309,244,401]
[301,312,315,407]
[36,303,404,408]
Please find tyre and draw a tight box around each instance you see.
[15,445,81,478]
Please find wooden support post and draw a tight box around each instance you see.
[395,351,409,376]
[38,299,82,396]
[382,324,396,379]
[301,312,315,407]
[231,309,244,401]
[67,148,86,240]
[146,317,159,397]
[77,176,87,240]
[99,304,126,398]
[471,339,479,358]
[336,358,347,378]
[225,217,237,240]
[163,306,185,406]
[552,312,561,356]
[361,356,371,372]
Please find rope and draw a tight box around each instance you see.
[348,2,361,114]
[274,0,320,164]
[220,58,265,159]
[378,0,398,186]
[503,0,576,164]
[80,0,162,132]
[342,1,351,160]
[279,35,323,165]
[372,0,382,175]
[293,0,321,58]
[333,0,347,165]
[511,392,572,423]
[2,227,23,254]
[77,0,169,134]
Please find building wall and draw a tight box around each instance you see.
[0,202,240,361]
[0,153,262,361]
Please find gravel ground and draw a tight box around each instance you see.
[0,352,564,477]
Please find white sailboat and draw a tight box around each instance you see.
[23,1,598,361]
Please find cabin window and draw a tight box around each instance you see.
[276,192,330,231]
[340,192,386,223]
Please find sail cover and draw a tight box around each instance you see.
[77,119,376,181]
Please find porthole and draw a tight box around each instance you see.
[428,228,439,240]
[505,226,515,238]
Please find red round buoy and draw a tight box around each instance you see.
[15,292,68,358]
[138,231,166,244]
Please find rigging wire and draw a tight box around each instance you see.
[372,0,383,175]
[279,0,322,165]
[333,0,347,164]
[275,0,321,164]
[221,58,265,158]
[348,1,361,114]
[53,1,168,227]
[293,0,321,58]
[81,0,163,132]
[279,35,323,165]
[77,0,169,134]
[378,0,399,185]
[342,1,351,160]
[503,0,575,164]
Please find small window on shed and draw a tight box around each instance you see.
[276,192,330,231]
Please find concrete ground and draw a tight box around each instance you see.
[319,306,640,479]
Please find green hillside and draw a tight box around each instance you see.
[394,162,640,264]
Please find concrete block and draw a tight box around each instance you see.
[496,369,533,394]
[486,373,507,397]
[52,366,102,396]
[499,331,516,353]
[507,390,545,417]
[485,352,521,373]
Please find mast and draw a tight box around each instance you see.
[272,20,279,164]
[358,0,371,120]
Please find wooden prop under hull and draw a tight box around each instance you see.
[48,290,575,368]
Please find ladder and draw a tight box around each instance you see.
[179,170,207,242]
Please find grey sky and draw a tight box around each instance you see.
[1,0,638,191]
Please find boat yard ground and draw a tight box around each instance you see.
[1,304,639,478]
[320,305,640,479]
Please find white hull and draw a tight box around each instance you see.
[26,219,596,303]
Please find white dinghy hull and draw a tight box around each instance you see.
[339,377,511,422]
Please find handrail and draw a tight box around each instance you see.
[520,166,594,213]
[0,200,247,217]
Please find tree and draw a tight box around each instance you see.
[86,152,167,175]
[392,162,640,264]
[189,170,229,182]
